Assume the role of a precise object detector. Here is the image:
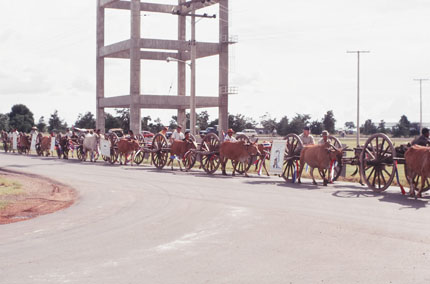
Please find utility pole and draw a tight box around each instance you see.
[347,50,370,147]
[414,78,429,134]
[190,3,197,135]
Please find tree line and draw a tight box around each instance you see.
[0,104,422,137]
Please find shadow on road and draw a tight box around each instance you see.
[332,189,428,210]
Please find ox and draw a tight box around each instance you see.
[18,133,31,154]
[168,139,197,171]
[220,140,260,177]
[1,130,9,153]
[254,142,271,176]
[117,139,140,165]
[298,142,346,186]
[36,133,52,156]
[82,133,100,162]
[405,145,430,198]
[56,134,70,159]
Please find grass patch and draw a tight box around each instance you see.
[0,200,9,210]
[0,177,23,196]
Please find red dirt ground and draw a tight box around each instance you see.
[0,170,77,225]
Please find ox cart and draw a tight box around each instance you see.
[280,133,428,194]
[148,133,260,174]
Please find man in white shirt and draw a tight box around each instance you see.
[318,130,329,145]
[224,128,237,142]
[171,125,185,142]
[299,126,315,145]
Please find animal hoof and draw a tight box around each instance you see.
[313,182,317,185]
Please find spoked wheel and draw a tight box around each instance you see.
[183,150,197,171]
[151,133,169,169]
[404,161,430,193]
[134,150,145,165]
[360,133,396,192]
[318,135,344,182]
[282,134,303,182]
[234,134,253,174]
[200,133,220,174]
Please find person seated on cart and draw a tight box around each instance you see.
[411,127,430,146]
[224,128,237,142]
[318,130,329,145]
[159,126,168,136]
[127,130,137,140]
[171,125,184,142]
[299,126,315,145]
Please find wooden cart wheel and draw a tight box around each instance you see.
[200,133,221,174]
[151,133,169,169]
[282,134,303,182]
[183,149,197,171]
[134,150,145,165]
[318,135,344,182]
[360,133,396,192]
[233,134,253,175]
[404,160,430,193]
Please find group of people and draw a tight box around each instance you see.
[299,126,331,146]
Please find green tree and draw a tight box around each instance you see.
[276,116,289,136]
[36,116,47,133]
[208,118,218,128]
[322,110,336,134]
[392,115,411,137]
[310,120,323,135]
[197,111,210,130]
[75,112,96,129]
[48,110,68,132]
[377,120,387,133]
[361,119,377,135]
[105,113,121,132]
[115,108,130,132]
[287,114,310,134]
[148,118,164,133]
[344,121,356,130]
[0,113,9,131]
[260,113,277,133]
[141,116,151,130]
[8,104,34,132]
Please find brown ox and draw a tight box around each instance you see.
[298,142,346,186]
[117,139,140,165]
[36,133,52,156]
[18,133,31,154]
[220,140,260,177]
[405,145,430,198]
[254,143,271,176]
[168,139,197,171]
[1,130,10,153]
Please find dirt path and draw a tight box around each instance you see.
[0,169,77,224]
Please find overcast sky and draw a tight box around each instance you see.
[1,0,430,129]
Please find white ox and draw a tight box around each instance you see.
[82,133,100,162]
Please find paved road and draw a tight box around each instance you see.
[1,153,430,284]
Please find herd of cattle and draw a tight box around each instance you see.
[1,129,430,198]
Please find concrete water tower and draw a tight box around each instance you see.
[96,0,236,135]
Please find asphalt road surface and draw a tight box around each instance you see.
[1,153,430,284]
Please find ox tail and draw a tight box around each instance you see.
[394,160,406,195]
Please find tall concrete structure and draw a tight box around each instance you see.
[96,0,235,135]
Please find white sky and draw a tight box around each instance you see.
[1,0,430,128]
